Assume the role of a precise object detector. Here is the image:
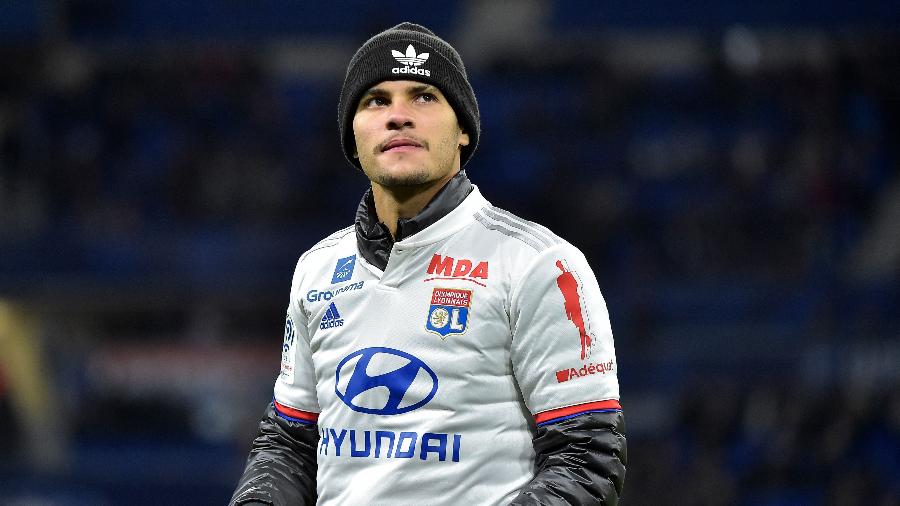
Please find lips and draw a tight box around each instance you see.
[381,137,424,152]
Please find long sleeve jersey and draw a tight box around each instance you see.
[232,172,625,505]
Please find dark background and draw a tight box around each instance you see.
[1,1,898,504]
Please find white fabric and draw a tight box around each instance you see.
[274,187,620,505]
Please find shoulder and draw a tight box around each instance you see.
[290,225,356,287]
[467,204,587,292]
[467,204,594,294]
[298,225,356,263]
[471,204,567,254]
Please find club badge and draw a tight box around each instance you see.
[426,288,472,338]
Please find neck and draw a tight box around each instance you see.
[371,171,458,238]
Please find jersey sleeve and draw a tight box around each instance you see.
[272,259,320,424]
[509,243,621,426]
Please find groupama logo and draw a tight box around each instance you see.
[335,347,438,415]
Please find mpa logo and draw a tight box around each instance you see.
[426,288,471,338]
[335,347,438,416]
[425,254,489,286]
[320,302,345,330]
[391,44,431,77]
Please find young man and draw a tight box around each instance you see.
[230,23,626,505]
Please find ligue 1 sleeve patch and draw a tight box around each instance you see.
[280,312,296,382]
[426,288,472,338]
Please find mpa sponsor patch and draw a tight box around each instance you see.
[426,288,471,338]
[424,254,489,286]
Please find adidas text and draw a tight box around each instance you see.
[392,66,431,77]
[320,319,344,330]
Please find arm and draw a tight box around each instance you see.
[231,259,322,505]
[509,411,627,505]
[509,244,627,505]
[229,402,319,506]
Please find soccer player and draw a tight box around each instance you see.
[230,22,626,505]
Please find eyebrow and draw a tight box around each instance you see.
[361,84,439,99]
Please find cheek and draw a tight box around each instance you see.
[352,118,374,150]
[439,120,464,150]
[351,120,363,145]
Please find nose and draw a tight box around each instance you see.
[385,101,414,130]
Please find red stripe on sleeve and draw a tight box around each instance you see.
[534,399,621,424]
[274,400,319,422]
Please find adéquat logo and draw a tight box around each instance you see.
[335,347,438,416]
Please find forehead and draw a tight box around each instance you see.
[360,80,444,96]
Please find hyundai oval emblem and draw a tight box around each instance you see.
[335,347,438,415]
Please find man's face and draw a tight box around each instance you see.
[352,80,469,189]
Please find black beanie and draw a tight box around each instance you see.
[338,22,480,170]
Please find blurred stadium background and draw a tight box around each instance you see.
[1,1,899,504]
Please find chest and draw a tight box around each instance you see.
[303,244,516,409]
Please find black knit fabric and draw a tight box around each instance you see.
[338,22,480,170]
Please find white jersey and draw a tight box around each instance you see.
[274,187,620,505]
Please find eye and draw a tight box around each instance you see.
[363,96,388,108]
[415,93,438,103]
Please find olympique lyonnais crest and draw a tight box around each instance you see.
[426,288,471,338]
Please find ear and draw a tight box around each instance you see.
[458,126,470,148]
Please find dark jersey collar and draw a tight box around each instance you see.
[355,170,474,271]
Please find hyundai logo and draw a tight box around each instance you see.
[335,347,438,415]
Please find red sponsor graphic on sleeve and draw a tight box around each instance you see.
[555,260,593,360]
[555,359,615,383]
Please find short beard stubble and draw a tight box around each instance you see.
[365,127,462,190]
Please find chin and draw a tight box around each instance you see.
[364,156,429,186]
[374,168,433,188]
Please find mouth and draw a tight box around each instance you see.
[380,137,424,153]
